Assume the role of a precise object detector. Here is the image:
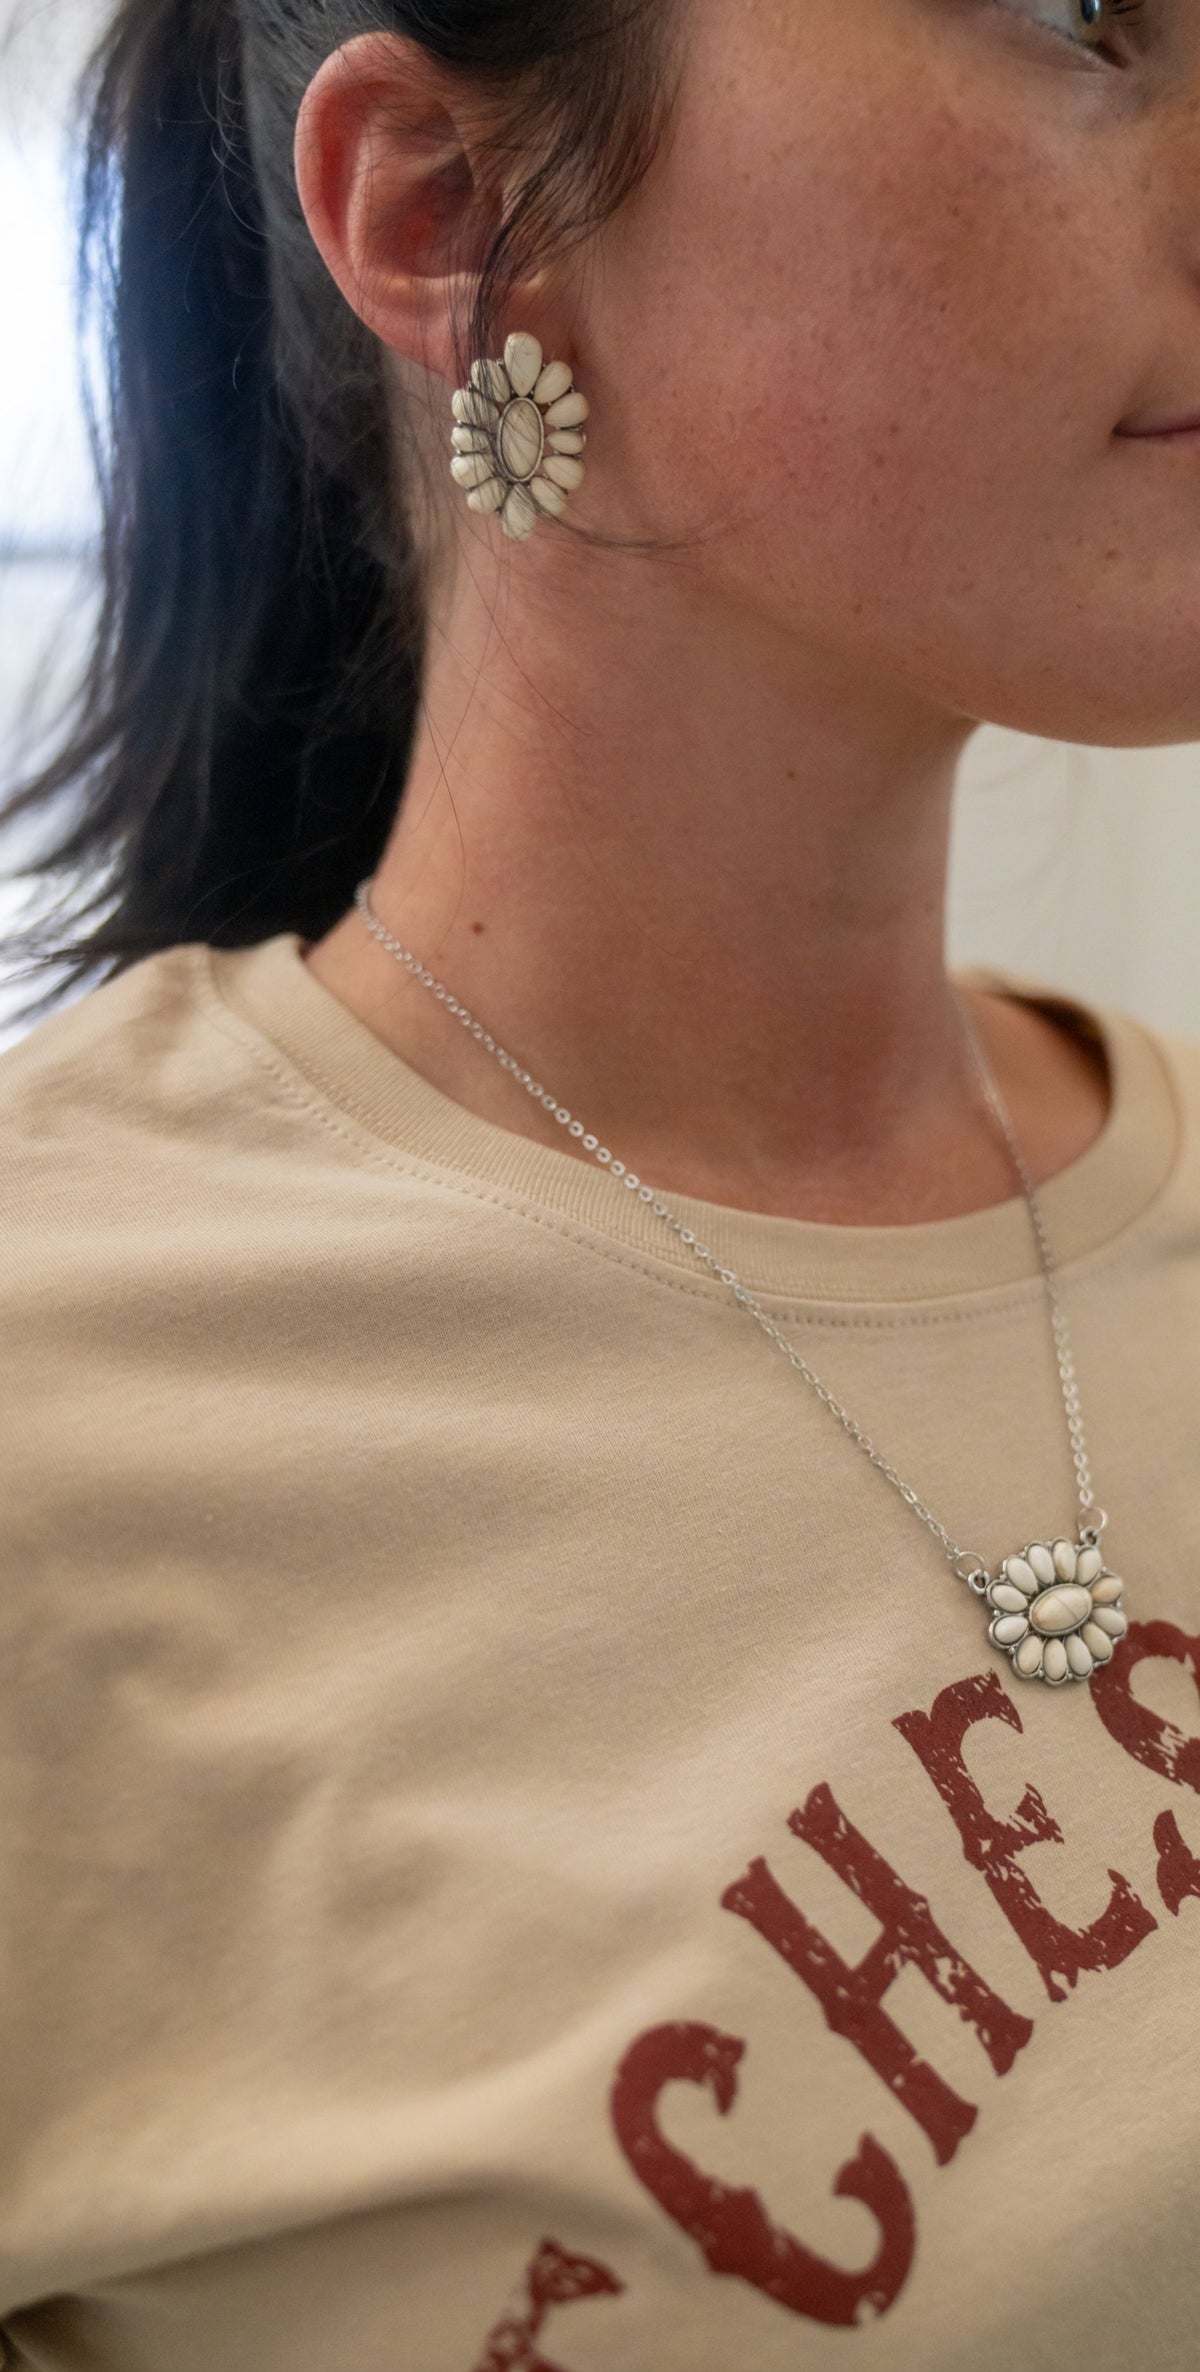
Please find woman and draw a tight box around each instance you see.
[2,0,1198,2363]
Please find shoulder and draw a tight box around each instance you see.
[1134,1005,1200,1102]
[0,940,257,1189]
[0,932,495,1350]
[0,936,331,1348]
[0,934,356,1236]
[959,956,1200,1116]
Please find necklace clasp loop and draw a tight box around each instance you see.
[953,1551,991,1595]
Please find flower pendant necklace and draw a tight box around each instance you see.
[353,880,1127,1689]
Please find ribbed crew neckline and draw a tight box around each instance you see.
[203,932,1182,1307]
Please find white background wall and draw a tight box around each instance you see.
[3,0,1200,1051]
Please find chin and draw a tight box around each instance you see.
[936,647,1200,752]
[1024,688,1200,751]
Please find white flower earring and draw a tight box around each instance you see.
[448,332,589,541]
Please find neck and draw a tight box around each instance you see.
[305,555,1109,1224]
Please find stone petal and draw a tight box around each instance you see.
[1027,1544,1057,1587]
[452,388,500,431]
[544,390,590,428]
[1089,1573,1124,1607]
[1052,1538,1078,1581]
[1066,1632,1095,1678]
[1076,1546,1103,1586]
[452,424,493,454]
[504,333,543,396]
[1042,1638,1069,1684]
[466,479,508,514]
[500,483,539,539]
[1029,1583,1094,1636]
[992,1613,1031,1646]
[528,474,568,516]
[1089,1605,1128,1640]
[470,358,511,403]
[541,454,585,492]
[1080,1621,1114,1664]
[1015,1634,1045,1677]
[1004,1556,1040,1597]
[991,1582,1034,1614]
[450,453,498,490]
[547,428,587,456]
[533,359,574,407]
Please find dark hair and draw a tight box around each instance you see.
[0,0,680,1031]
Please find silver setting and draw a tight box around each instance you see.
[448,331,589,542]
[984,1538,1127,1685]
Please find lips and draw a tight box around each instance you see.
[1117,412,1200,437]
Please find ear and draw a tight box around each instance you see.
[294,33,537,384]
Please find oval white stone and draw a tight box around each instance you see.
[1089,1604,1128,1639]
[548,428,586,455]
[544,389,590,428]
[1027,1544,1057,1587]
[470,358,511,403]
[1003,1557,1040,1597]
[1043,1638,1069,1684]
[1030,1584,1093,1637]
[991,1582,1033,1614]
[504,333,543,396]
[1076,1546,1103,1586]
[528,474,567,516]
[1089,1573,1124,1607]
[500,483,540,539]
[466,478,507,514]
[498,397,545,482]
[1015,1634,1045,1677]
[1066,1632,1095,1678]
[1080,1621,1114,1663]
[452,388,499,430]
[1052,1538,1078,1581]
[533,359,574,407]
[993,1613,1031,1645]
[452,424,492,454]
[542,454,585,492]
[450,452,497,489]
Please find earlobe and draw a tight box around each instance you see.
[292,32,495,380]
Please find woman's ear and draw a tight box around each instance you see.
[293,33,510,383]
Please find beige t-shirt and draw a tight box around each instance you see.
[2,932,1199,2372]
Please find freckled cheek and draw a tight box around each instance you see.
[697,182,1109,574]
[613,80,1124,568]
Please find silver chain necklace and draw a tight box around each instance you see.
[353,877,1129,1689]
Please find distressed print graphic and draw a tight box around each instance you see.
[471,2238,626,2372]
[608,1630,1200,2337]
